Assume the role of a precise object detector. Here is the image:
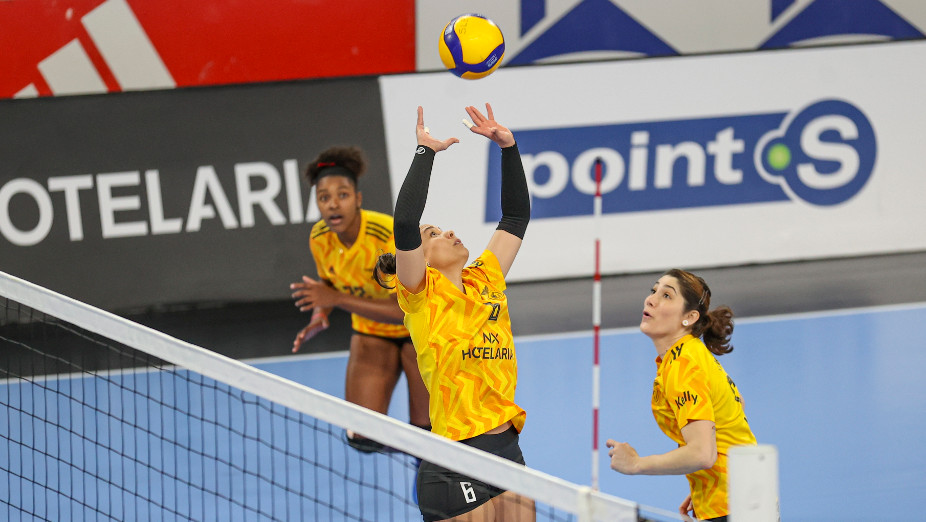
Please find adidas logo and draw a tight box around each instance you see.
[15,0,174,98]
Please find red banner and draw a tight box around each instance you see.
[1,0,415,99]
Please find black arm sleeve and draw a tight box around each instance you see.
[496,143,531,239]
[393,146,436,251]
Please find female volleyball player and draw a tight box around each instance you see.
[374,104,535,521]
[290,145,430,451]
[606,269,757,522]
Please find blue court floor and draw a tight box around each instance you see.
[261,302,926,521]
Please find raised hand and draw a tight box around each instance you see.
[416,106,459,152]
[292,313,329,353]
[290,275,340,311]
[464,103,515,148]
[606,438,640,475]
[678,494,696,522]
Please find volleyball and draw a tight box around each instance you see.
[438,14,505,80]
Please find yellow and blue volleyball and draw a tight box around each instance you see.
[438,14,505,80]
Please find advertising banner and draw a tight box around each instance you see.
[380,40,926,282]
[2,0,415,99]
[1,78,394,310]
[6,1,924,100]
[416,1,926,70]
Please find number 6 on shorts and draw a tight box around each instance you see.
[460,481,477,503]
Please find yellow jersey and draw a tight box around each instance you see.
[309,209,408,338]
[652,334,757,520]
[397,250,525,441]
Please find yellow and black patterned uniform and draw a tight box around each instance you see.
[651,334,757,520]
[309,209,408,339]
[397,250,525,441]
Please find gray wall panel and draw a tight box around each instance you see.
[1,78,392,311]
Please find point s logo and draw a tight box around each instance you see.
[756,100,876,206]
[484,99,876,221]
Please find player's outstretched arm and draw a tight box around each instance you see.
[395,106,458,292]
[466,104,529,276]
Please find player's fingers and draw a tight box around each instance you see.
[678,495,693,515]
[464,122,492,139]
[466,105,485,124]
[293,332,306,353]
[463,106,475,123]
[294,328,315,350]
[294,322,325,351]
[484,103,494,121]
[417,106,424,127]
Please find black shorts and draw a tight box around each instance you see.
[416,427,526,522]
[352,330,412,349]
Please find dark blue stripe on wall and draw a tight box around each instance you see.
[521,0,545,36]
[771,0,796,21]
[762,0,924,48]
[510,0,676,65]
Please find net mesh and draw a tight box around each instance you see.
[0,271,679,522]
[1,301,421,520]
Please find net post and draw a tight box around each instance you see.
[728,444,780,521]
[576,485,594,522]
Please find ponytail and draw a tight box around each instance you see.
[664,268,735,355]
[696,306,734,355]
[373,253,397,289]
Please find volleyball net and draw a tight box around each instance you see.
[0,270,684,522]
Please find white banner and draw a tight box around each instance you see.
[415,1,926,70]
[380,40,926,282]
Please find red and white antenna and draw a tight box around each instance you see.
[591,158,603,490]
